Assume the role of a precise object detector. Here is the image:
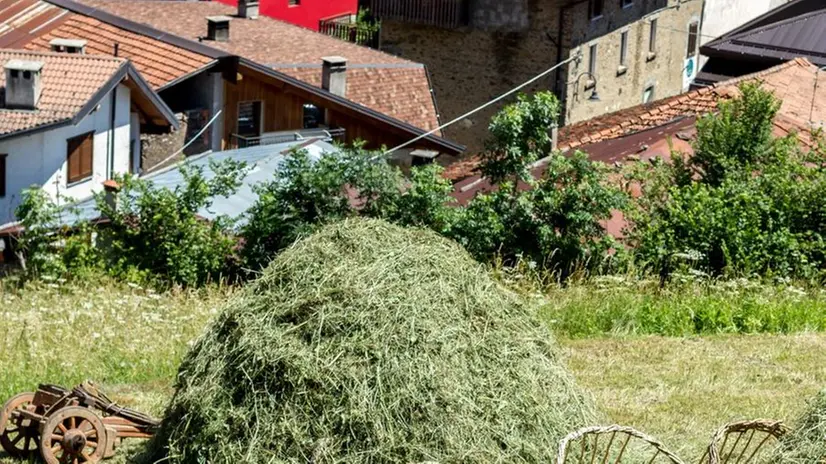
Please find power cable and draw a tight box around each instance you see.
[381,53,582,157]
[143,109,224,173]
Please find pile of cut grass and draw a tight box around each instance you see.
[774,389,826,463]
[155,218,597,463]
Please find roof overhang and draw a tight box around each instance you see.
[123,63,180,132]
[0,61,177,141]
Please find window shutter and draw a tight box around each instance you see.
[0,154,6,198]
[67,132,94,184]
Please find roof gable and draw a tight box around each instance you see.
[0,48,126,138]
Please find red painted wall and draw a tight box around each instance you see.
[216,0,358,31]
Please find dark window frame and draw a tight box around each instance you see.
[619,30,629,67]
[0,154,6,198]
[66,131,94,185]
[589,0,604,20]
[237,100,264,138]
[687,21,699,58]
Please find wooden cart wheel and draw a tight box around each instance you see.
[39,406,107,464]
[0,392,39,459]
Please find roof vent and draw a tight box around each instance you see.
[3,60,43,110]
[50,38,87,54]
[206,16,232,42]
[321,56,347,98]
[238,0,259,19]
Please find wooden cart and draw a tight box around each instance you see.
[0,382,159,464]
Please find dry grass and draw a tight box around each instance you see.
[560,333,826,462]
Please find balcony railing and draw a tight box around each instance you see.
[319,15,381,49]
[231,128,346,149]
[360,0,470,28]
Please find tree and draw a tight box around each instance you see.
[96,159,246,286]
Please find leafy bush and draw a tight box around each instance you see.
[13,188,99,278]
[241,147,455,271]
[452,92,626,278]
[96,159,246,286]
[629,83,826,279]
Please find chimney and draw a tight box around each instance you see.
[321,56,347,98]
[4,60,43,110]
[206,16,232,42]
[102,180,120,213]
[50,38,87,54]
[238,0,259,19]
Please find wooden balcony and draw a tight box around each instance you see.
[319,16,381,49]
[360,0,470,28]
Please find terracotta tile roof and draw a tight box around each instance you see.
[280,66,440,132]
[0,0,214,89]
[25,13,214,89]
[73,0,440,131]
[444,58,826,182]
[0,48,125,137]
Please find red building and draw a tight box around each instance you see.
[216,0,358,31]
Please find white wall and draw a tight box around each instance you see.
[0,83,132,224]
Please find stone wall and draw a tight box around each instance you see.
[140,114,188,173]
[381,0,703,153]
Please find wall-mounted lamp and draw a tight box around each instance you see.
[567,71,601,102]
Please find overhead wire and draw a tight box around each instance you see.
[380,53,582,157]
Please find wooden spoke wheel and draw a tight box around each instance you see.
[0,392,39,459]
[39,406,107,464]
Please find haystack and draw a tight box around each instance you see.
[158,218,597,463]
[774,389,826,463]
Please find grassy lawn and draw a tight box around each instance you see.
[561,334,826,461]
[1,281,824,463]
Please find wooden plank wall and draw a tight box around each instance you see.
[223,68,456,154]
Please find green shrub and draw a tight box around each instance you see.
[452,151,626,278]
[13,188,100,278]
[96,159,246,286]
[629,83,826,279]
[241,147,456,271]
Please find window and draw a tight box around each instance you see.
[621,0,633,7]
[687,21,699,58]
[289,0,300,5]
[619,31,628,67]
[303,103,324,129]
[0,154,6,198]
[237,101,263,137]
[649,18,658,54]
[66,132,93,184]
[589,0,604,19]
[643,85,655,103]
[588,43,598,77]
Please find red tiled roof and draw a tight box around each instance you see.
[444,58,826,182]
[74,0,441,131]
[0,0,215,89]
[0,48,125,137]
[280,66,440,132]
[26,13,214,89]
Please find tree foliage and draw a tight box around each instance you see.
[95,159,246,286]
[629,83,826,279]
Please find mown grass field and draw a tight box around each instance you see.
[1,279,824,463]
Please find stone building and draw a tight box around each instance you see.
[366,0,704,152]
